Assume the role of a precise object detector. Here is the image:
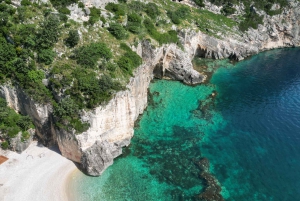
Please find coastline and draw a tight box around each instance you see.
[0,141,77,201]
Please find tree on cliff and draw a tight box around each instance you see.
[65,30,80,48]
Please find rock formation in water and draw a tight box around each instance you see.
[1,0,300,176]
[194,158,224,201]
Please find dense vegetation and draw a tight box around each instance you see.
[206,0,288,31]
[0,0,292,137]
[0,98,34,149]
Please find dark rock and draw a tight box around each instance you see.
[81,140,123,176]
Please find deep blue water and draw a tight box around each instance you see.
[71,48,300,201]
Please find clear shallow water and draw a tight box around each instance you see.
[71,48,300,201]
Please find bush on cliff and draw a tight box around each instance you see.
[38,49,56,65]
[239,7,264,31]
[74,42,112,68]
[1,141,9,149]
[143,18,179,45]
[65,30,80,47]
[126,12,142,34]
[36,15,61,50]
[88,7,101,25]
[221,3,236,16]
[193,0,205,7]
[117,43,142,76]
[105,3,125,17]
[145,2,160,19]
[108,23,128,40]
[53,97,90,133]
[0,97,34,143]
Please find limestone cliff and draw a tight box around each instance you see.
[0,84,55,145]
[1,0,300,176]
[56,41,205,176]
[181,0,300,61]
[54,0,300,175]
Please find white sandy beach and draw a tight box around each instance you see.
[0,141,77,201]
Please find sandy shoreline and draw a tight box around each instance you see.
[0,141,77,201]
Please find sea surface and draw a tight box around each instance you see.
[70,48,300,201]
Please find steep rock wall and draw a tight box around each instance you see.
[180,1,300,61]
[0,84,55,145]
[1,0,300,176]
[56,41,205,175]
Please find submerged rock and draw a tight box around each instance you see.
[194,158,224,201]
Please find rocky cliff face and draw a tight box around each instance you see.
[0,84,55,145]
[0,40,204,175]
[1,0,300,176]
[181,0,300,61]
[56,41,205,176]
[57,0,300,175]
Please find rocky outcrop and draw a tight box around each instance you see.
[154,44,206,85]
[0,39,204,175]
[194,158,224,201]
[243,2,300,50]
[180,30,259,61]
[9,129,35,153]
[55,40,205,176]
[180,1,300,61]
[0,84,56,146]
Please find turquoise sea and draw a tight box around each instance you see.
[70,48,300,201]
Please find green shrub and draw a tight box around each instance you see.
[117,56,133,75]
[36,15,61,50]
[28,70,44,83]
[38,49,56,65]
[143,18,179,45]
[70,118,90,134]
[74,42,112,68]
[221,3,236,16]
[239,7,264,31]
[54,97,79,118]
[127,12,142,34]
[88,6,101,25]
[65,29,79,47]
[21,0,31,6]
[105,3,125,17]
[58,7,70,15]
[193,0,205,7]
[0,36,17,75]
[1,141,9,149]
[128,13,142,23]
[168,7,190,25]
[128,1,145,13]
[100,16,106,24]
[8,126,20,138]
[117,43,142,75]
[53,97,90,133]
[106,62,117,71]
[17,116,32,131]
[167,11,180,24]
[175,6,190,18]
[108,23,128,40]
[50,0,78,8]
[21,131,30,141]
[78,2,84,8]
[145,3,160,19]
[70,71,122,108]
